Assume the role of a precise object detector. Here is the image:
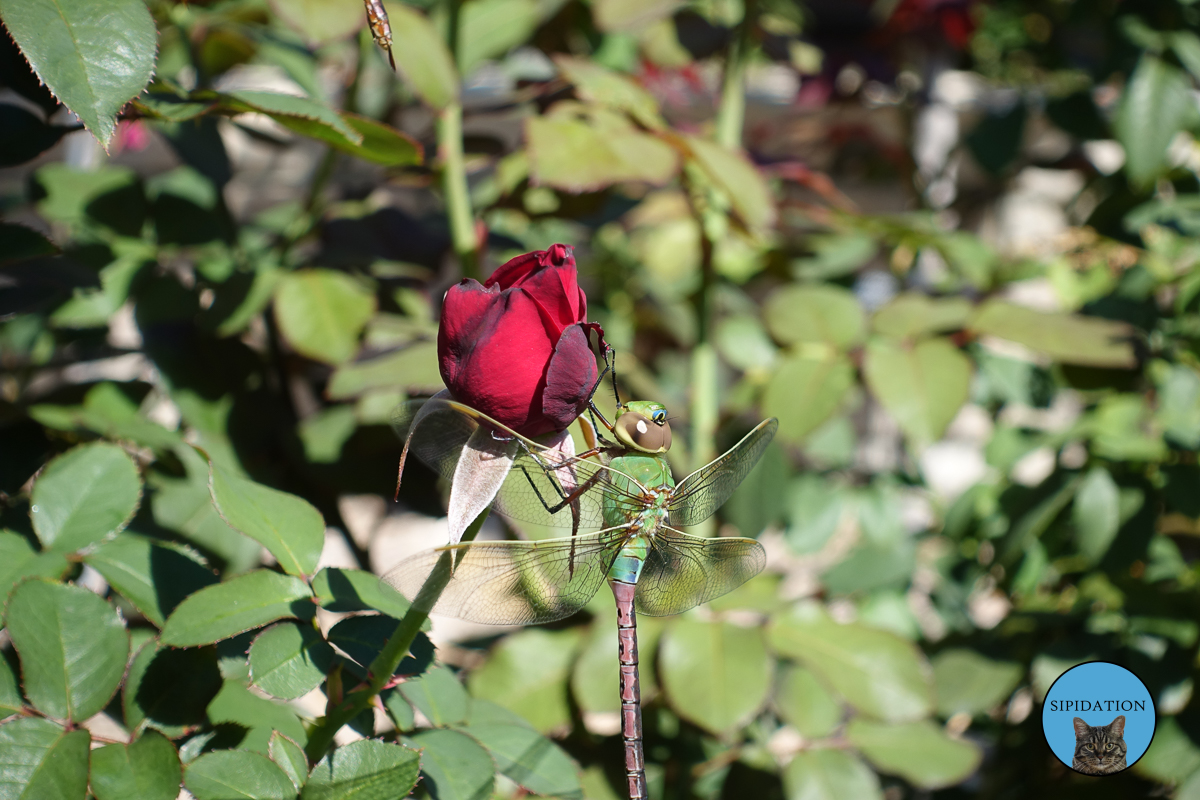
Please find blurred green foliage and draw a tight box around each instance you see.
[3,0,1200,797]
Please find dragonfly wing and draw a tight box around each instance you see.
[666,418,778,528]
[381,528,626,625]
[393,397,648,533]
[634,527,767,617]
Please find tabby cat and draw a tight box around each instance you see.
[1072,715,1127,775]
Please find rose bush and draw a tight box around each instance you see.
[437,243,604,436]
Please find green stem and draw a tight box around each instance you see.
[439,0,479,279]
[440,103,478,279]
[714,0,757,150]
[304,510,488,762]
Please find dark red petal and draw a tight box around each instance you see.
[486,250,540,290]
[446,289,557,435]
[438,279,499,389]
[542,323,600,430]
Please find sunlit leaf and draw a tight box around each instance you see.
[863,337,971,448]
[970,300,1135,368]
[249,622,336,700]
[767,604,933,722]
[83,532,216,627]
[209,465,326,578]
[660,619,771,734]
[6,579,129,721]
[846,719,982,789]
[0,0,157,146]
[782,749,882,800]
[90,731,182,800]
[185,749,297,800]
[931,649,1023,717]
[302,739,421,800]
[274,269,377,365]
[1115,55,1196,189]
[160,569,315,647]
[0,717,90,800]
[30,441,141,552]
[469,628,582,733]
[403,728,494,800]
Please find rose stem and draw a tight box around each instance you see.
[439,0,480,279]
[303,509,489,762]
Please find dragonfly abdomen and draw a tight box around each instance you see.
[612,579,648,800]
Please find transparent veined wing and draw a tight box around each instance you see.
[633,527,766,617]
[392,397,652,533]
[666,418,778,527]
[381,527,629,625]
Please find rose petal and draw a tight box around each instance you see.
[438,280,500,389]
[542,323,600,430]
[450,288,557,435]
[447,426,517,543]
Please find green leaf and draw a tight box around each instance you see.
[683,135,776,232]
[782,749,882,800]
[269,0,363,45]
[336,114,423,167]
[382,689,415,732]
[791,232,877,281]
[659,620,771,734]
[6,579,128,721]
[554,56,663,129]
[863,337,971,448]
[302,739,421,800]
[1072,467,1120,564]
[764,285,866,349]
[311,568,414,619]
[382,1,459,109]
[845,719,982,789]
[33,163,140,228]
[871,294,972,340]
[399,665,469,727]
[970,300,1135,368]
[149,459,262,575]
[1115,54,1196,189]
[0,0,157,146]
[124,639,224,737]
[90,731,182,800]
[469,628,582,733]
[784,476,846,554]
[185,749,298,800]
[30,441,141,552]
[274,269,376,365]
[0,717,90,800]
[1156,363,1200,448]
[223,90,361,146]
[207,680,308,751]
[526,114,678,192]
[592,0,685,32]
[0,531,69,607]
[327,341,442,399]
[931,649,1023,718]
[249,622,335,700]
[0,656,23,714]
[762,353,855,443]
[767,604,933,722]
[269,733,309,791]
[463,723,582,798]
[403,729,494,800]
[83,532,217,627]
[160,569,315,647]
[326,616,434,679]
[209,466,325,578]
[458,0,542,73]
[775,665,842,739]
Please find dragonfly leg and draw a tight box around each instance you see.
[611,579,647,800]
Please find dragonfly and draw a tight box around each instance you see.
[384,396,777,800]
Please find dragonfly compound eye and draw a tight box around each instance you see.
[616,412,672,453]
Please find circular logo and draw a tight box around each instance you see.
[1042,661,1156,776]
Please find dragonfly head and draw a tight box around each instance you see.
[615,401,672,453]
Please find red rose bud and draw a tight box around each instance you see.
[438,244,605,436]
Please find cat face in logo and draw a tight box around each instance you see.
[1072,715,1127,775]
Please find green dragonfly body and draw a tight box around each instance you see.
[387,397,777,800]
